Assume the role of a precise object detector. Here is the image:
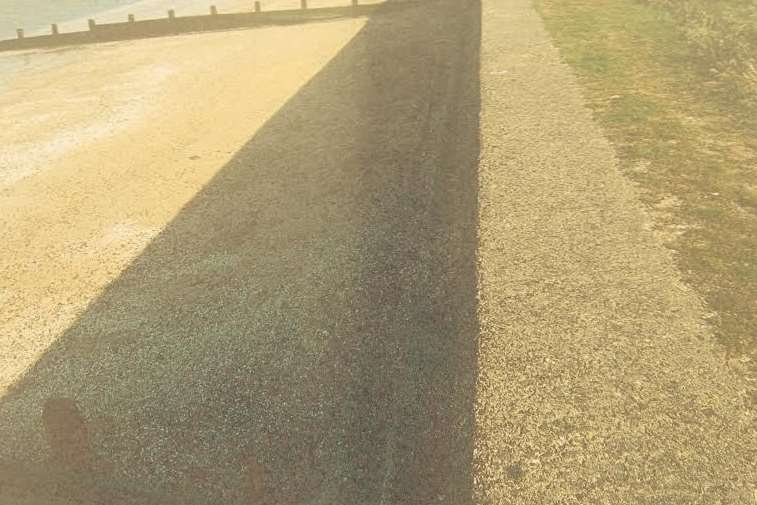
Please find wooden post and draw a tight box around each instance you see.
[168,9,175,19]
[51,23,59,35]
[300,0,307,9]
[16,28,24,39]
[254,1,261,12]
[128,14,135,22]
[210,5,218,15]
[88,19,96,30]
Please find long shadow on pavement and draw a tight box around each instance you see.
[0,0,481,503]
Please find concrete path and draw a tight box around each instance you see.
[474,0,756,503]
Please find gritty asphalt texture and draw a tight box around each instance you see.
[474,0,756,503]
[1,0,755,503]
[0,1,481,503]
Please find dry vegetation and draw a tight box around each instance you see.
[535,0,757,361]
[641,0,757,106]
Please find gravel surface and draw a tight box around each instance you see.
[474,0,757,503]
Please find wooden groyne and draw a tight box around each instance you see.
[0,1,390,53]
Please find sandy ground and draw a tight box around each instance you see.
[474,0,757,503]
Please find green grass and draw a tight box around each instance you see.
[534,0,757,359]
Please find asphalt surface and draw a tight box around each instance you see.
[0,0,481,503]
[1,0,755,503]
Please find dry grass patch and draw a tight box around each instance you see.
[535,0,757,360]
